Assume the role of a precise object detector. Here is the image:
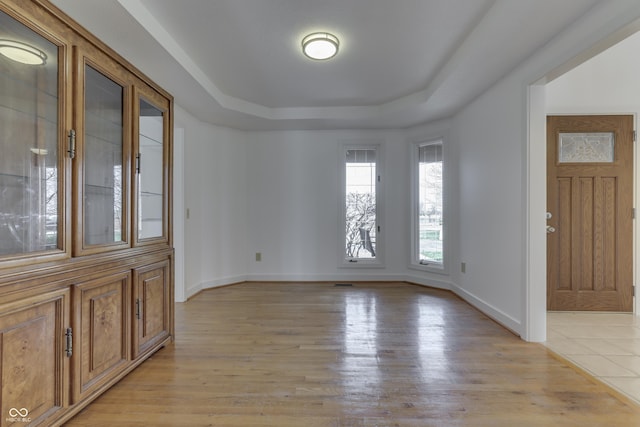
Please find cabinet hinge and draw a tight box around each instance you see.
[67,129,76,159]
[633,286,636,297]
[65,327,73,357]
[634,130,637,142]
[135,298,141,319]
[633,208,636,219]
[135,153,141,174]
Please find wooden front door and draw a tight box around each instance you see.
[547,115,634,311]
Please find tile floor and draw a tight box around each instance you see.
[545,312,640,405]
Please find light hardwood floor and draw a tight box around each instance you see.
[64,282,640,426]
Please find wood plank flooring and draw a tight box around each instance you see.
[64,282,640,426]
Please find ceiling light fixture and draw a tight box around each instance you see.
[0,40,47,65]
[302,32,339,60]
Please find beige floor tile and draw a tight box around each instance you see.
[544,339,593,355]
[567,354,636,377]
[605,339,640,355]
[546,313,640,406]
[573,338,634,355]
[607,355,640,375]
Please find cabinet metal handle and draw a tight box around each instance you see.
[67,129,76,159]
[65,327,73,357]
[136,153,141,174]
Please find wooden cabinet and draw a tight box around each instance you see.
[0,289,70,427]
[0,1,174,425]
[72,271,130,403]
[133,260,172,358]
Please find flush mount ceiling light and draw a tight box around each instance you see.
[0,40,47,65]
[302,32,339,60]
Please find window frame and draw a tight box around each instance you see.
[410,138,447,273]
[339,143,384,268]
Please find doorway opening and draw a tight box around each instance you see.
[527,23,640,343]
[527,18,640,404]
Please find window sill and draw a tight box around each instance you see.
[409,261,447,275]
[340,260,385,269]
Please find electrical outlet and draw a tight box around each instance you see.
[461,262,466,273]
[255,252,262,262]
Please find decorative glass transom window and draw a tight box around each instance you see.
[558,132,614,163]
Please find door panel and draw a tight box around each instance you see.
[0,290,70,426]
[73,271,130,403]
[133,260,171,358]
[547,115,633,311]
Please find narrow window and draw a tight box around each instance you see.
[343,146,379,263]
[414,141,444,269]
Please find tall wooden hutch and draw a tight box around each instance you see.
[0,1,174,425]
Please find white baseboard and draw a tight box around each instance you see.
[244,273,412,283]
[450,282,522,336]
[184,275,248,300]
[187,272,451,295]
[402,274,452,290]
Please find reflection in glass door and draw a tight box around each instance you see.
[137,98,164,240]
[0,10,60,256]
[83,64,125,246]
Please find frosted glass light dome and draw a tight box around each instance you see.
[0,40,47,65]
[302,32,339,60]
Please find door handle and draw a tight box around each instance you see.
[547,225,556,234]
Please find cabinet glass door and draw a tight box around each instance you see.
[134,88,169,245]
[137,99,163,240]
[0,10,61,257]
[83,65,124,246]
[75,51,131,255]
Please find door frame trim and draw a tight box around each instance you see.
[527,98,638,341]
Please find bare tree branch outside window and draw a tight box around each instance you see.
[345,192,376,258]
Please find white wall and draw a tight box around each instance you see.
[546,31,640,114]
[243,126,457,287]
[176,118,455,296]
[448,0,640,340]
[245,130,418,281]
[245,130,348,281]
[451,74,526,333]
[175,106,248,298]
